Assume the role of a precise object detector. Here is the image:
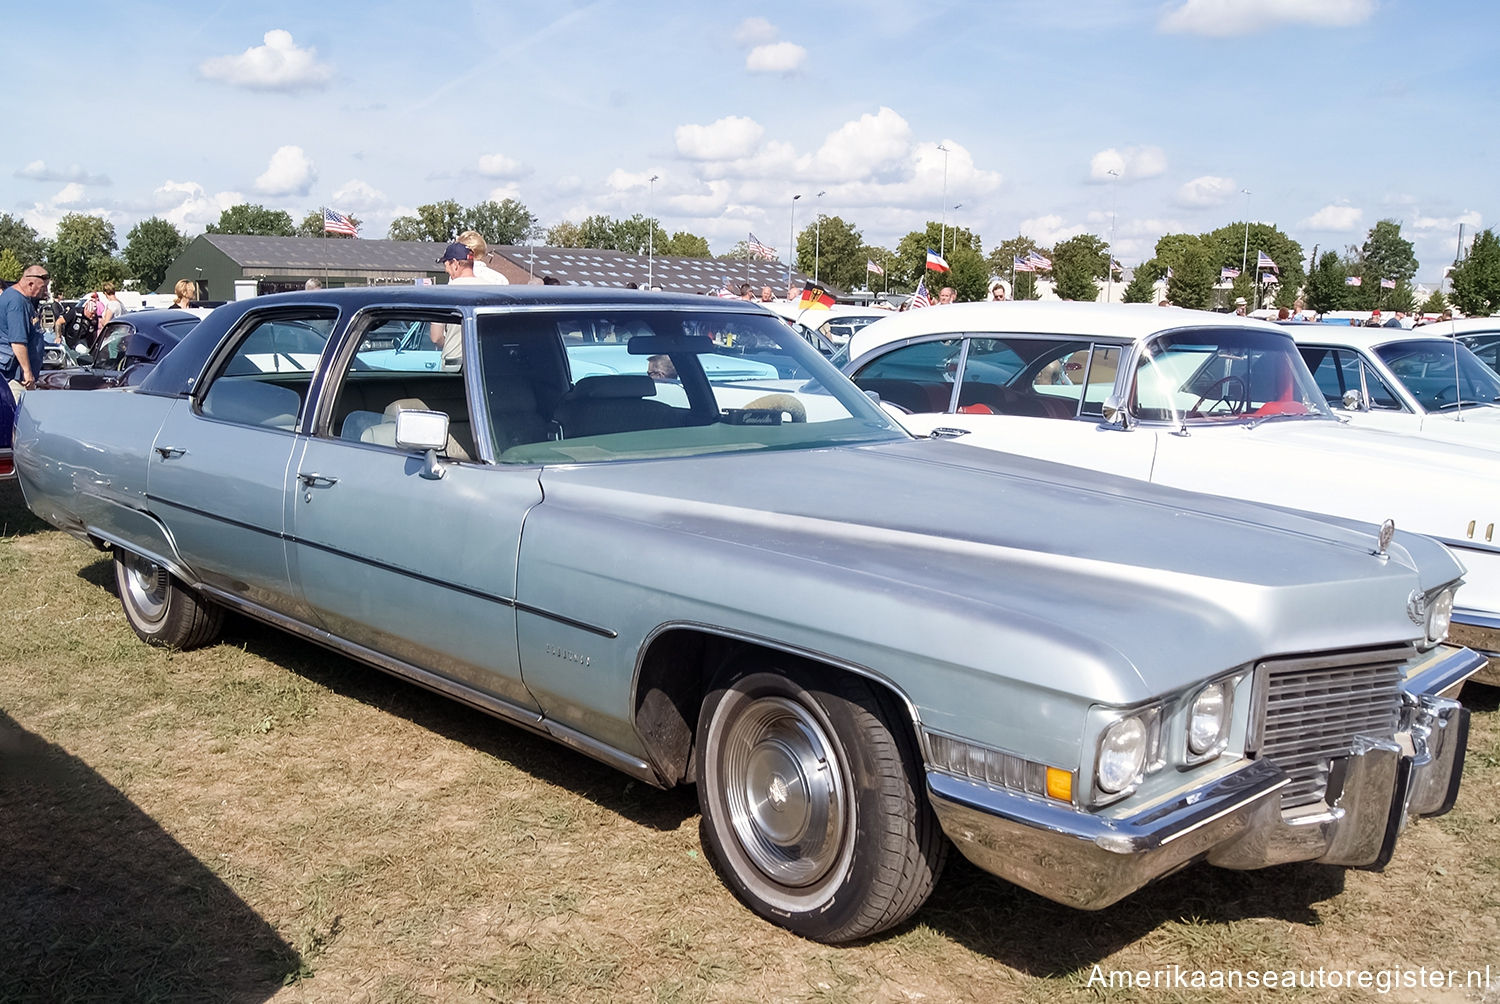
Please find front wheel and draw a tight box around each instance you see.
[114,550,224,649]
[696,663,947,942]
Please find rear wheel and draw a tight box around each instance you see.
[114,550,224,649]
[696,662,947,942]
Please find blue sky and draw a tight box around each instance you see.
[4,0,1493,284]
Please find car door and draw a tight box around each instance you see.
[146,306,336,614]
[1297,344,1414,434]
[287,308,544,716]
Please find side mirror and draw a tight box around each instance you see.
[395,409,450,480]
[1341,388,1366,411]
[1101,394,1133,429]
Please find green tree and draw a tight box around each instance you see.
[0,213,47,268]
[1421,289,1449,315]
[1386,280,1417,313]
[123,217,187,292]
[295,210,361,238]
[1202,222,1305,311]
[660,231,710,258]
[546,221,584,247]
[1361,219,1418,295]
[1450,229,1500,316]
[1052,234,1108,302]
[387,216,424,241]
[894,223,985,300]
[463,199,531,245]
[1304,251,1350,314]
[1122,258,1163,303]
[717,239,756,260]
[986,235,1049,300]
[577,214,618,249]
[85,255,128,292]
[795,215,869,293]
[414,200,465,243]
[206,203,295,237]
[609,214,670,255]
[48,212,118,296]
[0,248,21,282]
[1166,244,1216,309]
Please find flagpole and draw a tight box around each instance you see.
[787,194,801,293]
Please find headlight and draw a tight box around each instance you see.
[1187,680,1231,757]
[1426,588,1455,646]
[1095,716,1147,794]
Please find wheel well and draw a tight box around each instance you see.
[631,628,921,787]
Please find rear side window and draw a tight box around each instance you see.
[197,311,336,430]
[849,339,961,413]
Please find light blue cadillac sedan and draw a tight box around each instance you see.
[12,286,1483,942]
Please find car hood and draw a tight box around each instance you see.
[535,438,1457,702]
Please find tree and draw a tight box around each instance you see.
[1421,289,1449,315]
[1122,259,1163,303]
[1450,229,1500,317]
[894,223,986,300]
[123,217,187,292]
[463,199,531,245]
[415,200,466,243]
[717,239,756,261]
[546,221,584,247]
[1202,222,1305,311]
[986,235,1049,300]
[85,255,128,292]
[387,215,424,241]
[1361,219,1418,295]
[795,215,868,293]
[49,212,118,296]
[1304,251,1350,314]
[1166,244,1216,310]
[0,248,21,283]
[660,231,710,258]
[206,203,295,237]
[295,210,361,238]
[1052,234,1108,302]
[0,213,47,268]
[1386,280,1417,313]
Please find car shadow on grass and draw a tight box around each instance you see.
[217,613,700,833]
[0,711,300,1001]
[0,480,50,539]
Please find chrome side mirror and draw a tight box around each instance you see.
[1101,394,1133,429]
[395,409,450,479]
[1341,388,1366,411]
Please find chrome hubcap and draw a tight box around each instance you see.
[723,696,847,886]
[123,553,169,624]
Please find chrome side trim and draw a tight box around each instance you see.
[88,526,195,586]
[544,719,659,786]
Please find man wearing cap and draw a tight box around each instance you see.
[1233,297,1247,316]
[437,242,488,285]
[1365,309,1384,327]
[431,242,488,370]
[0,265,50,398]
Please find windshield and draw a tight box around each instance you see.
[476,307,906,464]
[1373,339,1500,412]
[1134,327,1334,424]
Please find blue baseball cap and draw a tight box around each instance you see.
[436,242,473,263]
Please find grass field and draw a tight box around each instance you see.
[1,478,1497,1003]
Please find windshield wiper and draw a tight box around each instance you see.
[1243,411,1325,429]
[1436,399,1496,411]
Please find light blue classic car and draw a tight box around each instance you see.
[12,287,1483,943]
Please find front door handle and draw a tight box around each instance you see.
[297,472,339,488]
[153,446,187,459]
[929,427,970,439]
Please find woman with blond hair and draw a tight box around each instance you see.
[455,230,510,284]
[171,278,196,309]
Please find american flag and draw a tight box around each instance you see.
[1111,257,1124,272]
[1025,250,1052,269]
[1221,266,1240,280]
[746,233,777,261]
[1257,251,1278,272]
[715,278,737,298]
[1380,277,1397,289]
[1165,265,1173,281]
[867,258,884,275]
[909,278,932,309]
[1345,276,1363,286]
[1013,255,1034,272]
[323,207,358,236]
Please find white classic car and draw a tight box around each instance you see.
[1285,323,1500,448]
[842,302,1500,680]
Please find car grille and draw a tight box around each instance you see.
[1255,645,1409,808]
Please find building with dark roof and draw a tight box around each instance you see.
[161,234,821,300]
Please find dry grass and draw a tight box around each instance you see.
[0,478,1497,1003]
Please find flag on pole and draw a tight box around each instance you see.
[925,248,951,272]
[909,278,932,309]
[1345,276,1363,286]
[1165,265,1174,281]
[1256,251,1278,272]
[1220,266,1240,280]
[323,208,358,236]
[1110,257,1124,273]
[1379,277,1397,289]
[1013,255,1035,272]
[1024,250,1052,269]
[715,277,737,298]
[746,233,777,260]
[799,283,835,310]
[866,258,884,276]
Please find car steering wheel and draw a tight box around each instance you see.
[1191,375,1248,415]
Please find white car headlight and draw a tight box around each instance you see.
[1187,680,1231,757]
[1095,716,1147,794]
[1426,588,1455,646]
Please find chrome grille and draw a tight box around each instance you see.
[1255,645,1409,808]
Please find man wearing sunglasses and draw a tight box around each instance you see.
[0,266,50,397]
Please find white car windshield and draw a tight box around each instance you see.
[1135,327,1334,425]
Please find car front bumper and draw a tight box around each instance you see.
[1447,608,1500,685]
[926,644,1482,911]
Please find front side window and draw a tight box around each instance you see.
[1300,346,1401,411]
[848,338,962,413]
[1374,339,1500,412]
[1134,328,1333,425]
[198,311,336,430]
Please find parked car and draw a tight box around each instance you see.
[761,301,889,344]
[1284,323,1500,446]
[39,308,208,390]
[842,301,1500,682]
[13,287,1482,942]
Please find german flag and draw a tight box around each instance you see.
[799,283,835,310]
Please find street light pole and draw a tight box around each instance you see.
[937,144,950,258]
[528,215,538,280]
[814,191,826,284]
[647,174,659,291]
[1239,188,1252,306]
[1106,169,1120,303]
[787,193,802,293]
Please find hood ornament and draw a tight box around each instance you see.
[1374,518,1395,558]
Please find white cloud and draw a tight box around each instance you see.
[1176,175,1238,206]
[15,160,110,186]
[1089,146,1167,181]
[805,107,911,180]
[254,145,316,197]
[734,17,778,45]
[746,42,806,73]
[330,179,388,212]
[1409,209,1483,234]
[1159,0,1374,37]
[151,181,245,233]
[676,116,766,160]
[476,153,528,179]
[199,29,333,92]
[1019,214,1088,245]
[1300,204,1364,231]
[52,183,87,206]
[487,184,524,204]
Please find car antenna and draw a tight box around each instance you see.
[1452,333,1464,422]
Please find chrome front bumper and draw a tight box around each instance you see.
[927,645,1481,911]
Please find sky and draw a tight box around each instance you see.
[4,0,1494,285]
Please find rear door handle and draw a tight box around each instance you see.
[297,472,339,488]
[153,446,187,459]
[929,427,970,439]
